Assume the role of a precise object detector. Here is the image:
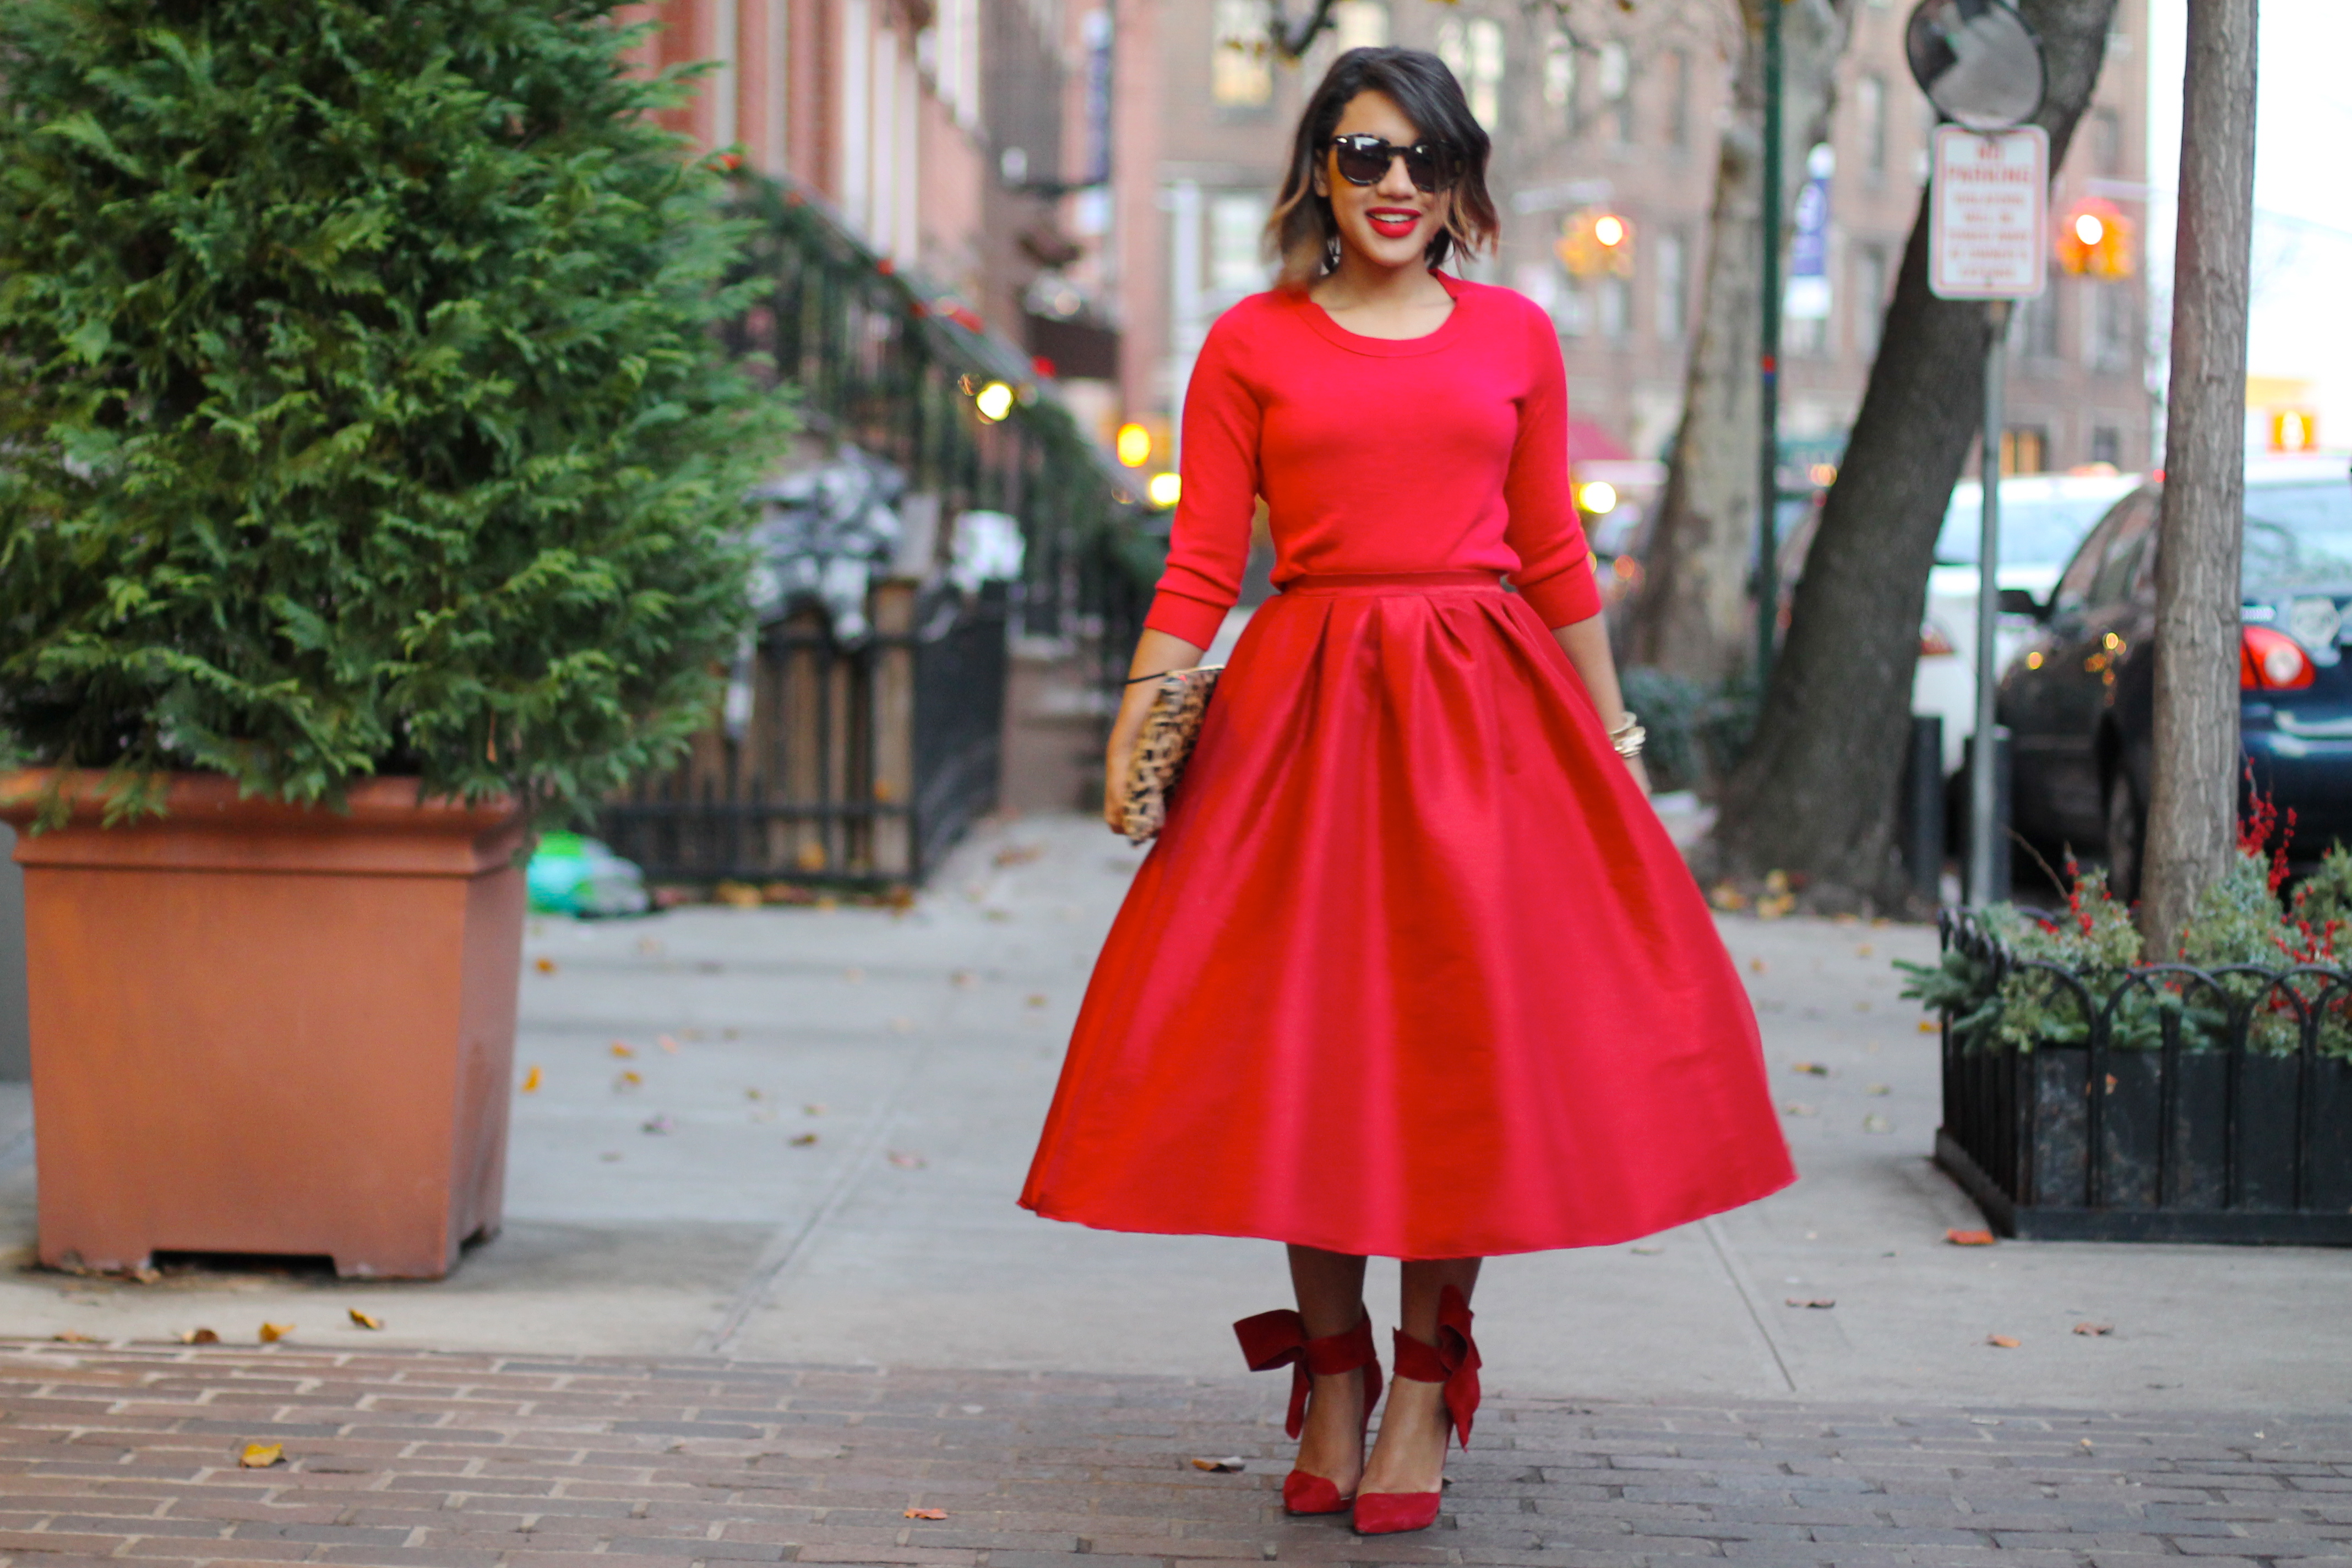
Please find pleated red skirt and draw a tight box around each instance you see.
[1019,572,1793,1258]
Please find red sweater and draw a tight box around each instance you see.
[1145,272,1604,647]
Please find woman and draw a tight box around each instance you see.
[1019,47,1791,1536]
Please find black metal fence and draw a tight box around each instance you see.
[597,175,1157,887]
[1934,908,2352,1244]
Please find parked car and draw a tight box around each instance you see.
[1997,456,2352,895]
[1913,470,2141,776]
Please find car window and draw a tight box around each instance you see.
[2242,480,2352,591]
[1935,487,2133,568]
[2054,491,2153,611]
[2088,501,2157,607]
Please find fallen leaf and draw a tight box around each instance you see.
[888,1150,928,1169]
[534,957,558,975]
[716,881,761,910]
[1784,1298,1837,1309]
[349,1310,384,1331]
[239,1442,285,1469]
[600,1152,623,1163]
[128,1266,160,1285]
[1986,1334,2020,1349]
[658,1034,681,1054]
[994,843,1046,867]
[610,1042,636,1059]
[259,1322,293,1343]
[903,1507,948,1520]
[790,1133,820,1147]
[1855,943,1875,957]
[983,908,1013,923]
[1865,1083,1892,1096]
[51,1330,96,1343]
[803,1102,826,1115]
[888,1016,913,1033]
[1946,1228,1996,1246]
[1027,994,1048,1008]
[1790,1061,1830,1076]
[641,1114,673,1135]
[745,1087,765,1101]
[1630,1244,1664,1255]
[1709,883,1751,912]
[1750,957,1768,973]
[2080,1438,2095,1450]
[1756,894,1795,921]
[182,1328,220,1345]
[1861,1113,1893,1134]
[636,937,666,956]
[950,970,975,988]
[2073,1321,2114,1337]
[1764,869,1790,895]
[1191,1456,1246,1472]
[1781,1102,1819,1118]
[844,967,866,983]
[520,1065,543,1092]
[1918,1020,1939,1033]
[814,894,839,911]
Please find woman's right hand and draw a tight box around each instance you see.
[1102,629,1212,835]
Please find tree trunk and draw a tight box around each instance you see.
[2140,0,2258,952]
[1703,0,2120,906]
[1625,0,1852,686]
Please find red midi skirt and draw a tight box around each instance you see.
[1019,571,1793,1258]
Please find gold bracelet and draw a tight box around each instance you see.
[1607,710,1645,760]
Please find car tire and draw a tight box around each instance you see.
[2104,769,2145,903]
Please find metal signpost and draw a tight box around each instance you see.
[1909,0,2048,909]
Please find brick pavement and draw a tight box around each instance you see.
[0,1345,2346,1568]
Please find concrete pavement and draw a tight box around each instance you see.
[0,812,2346,1412]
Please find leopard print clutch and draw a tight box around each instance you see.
[1119,665,1224,845]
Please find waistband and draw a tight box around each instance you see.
[1279,571,1505,598]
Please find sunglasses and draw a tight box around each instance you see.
[1326,134,1460,194]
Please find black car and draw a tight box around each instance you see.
[1998,458,2352,896]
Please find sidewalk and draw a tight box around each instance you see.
[2,1342,2349,1568]
[0,813,2347,1412]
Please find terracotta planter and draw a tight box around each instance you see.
[0,771,526,1278]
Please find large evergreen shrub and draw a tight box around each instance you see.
[0,0,786,818]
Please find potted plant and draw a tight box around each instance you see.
[0,1,784,1277]
[1905,801,2352,1244]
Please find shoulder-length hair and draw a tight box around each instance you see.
[1266,46,1500,289]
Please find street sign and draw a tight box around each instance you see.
[1906,0,2046,130]
[1929,125,2048,300]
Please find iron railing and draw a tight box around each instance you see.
[599,175,1158,886]
[1933,907,2352,1243]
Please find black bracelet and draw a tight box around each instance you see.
[1124,671,1173,685]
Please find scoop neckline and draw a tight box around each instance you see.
[1299,270,1469,357]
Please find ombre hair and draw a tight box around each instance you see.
[1265,46,1500,289]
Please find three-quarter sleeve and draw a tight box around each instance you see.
[1145,312,1262,647]
[1500,301,1603,629]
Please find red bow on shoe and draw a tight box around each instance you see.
[1389,1284,1482,1447]
[1233,1309,1382,1439]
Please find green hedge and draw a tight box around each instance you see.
[0,0,790,821]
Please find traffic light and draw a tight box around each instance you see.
[1556,208,1635,279]
[2271,409,2319,453]
[2055,198,2134,278]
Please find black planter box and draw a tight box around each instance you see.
[1934,914,2352,1244]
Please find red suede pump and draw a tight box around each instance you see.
[1352,1286,1481,1536]
[1234,1308,1385,1515]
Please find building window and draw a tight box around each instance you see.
[1654,229,1686,341]
[1212,0,1272,107]
[2015,286,2059,360]
[2090,426,2122,467]
[1438,17,1505,130]
[2001,427,2048,476]
[1542,30,1576,135]
[1851,246,1887,360]
[1598,42,1633,145]
[1598,275,1631,340]
[1329,0,1388,53]
[1856,73,1887,178]
[2089,107,2121,176]
[1208,191,1271,296]
[2082,283,2136,373]
[1664,48,1691,149]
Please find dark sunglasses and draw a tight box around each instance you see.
[1327,133,1460,194]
